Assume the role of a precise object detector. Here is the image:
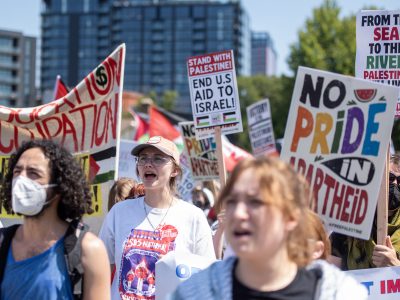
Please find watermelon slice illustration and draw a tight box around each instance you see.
[354,89,377,103]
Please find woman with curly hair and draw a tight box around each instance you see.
[0,139,110,299]
[172,157,367,300]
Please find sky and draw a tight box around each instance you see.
[0,0,399,76]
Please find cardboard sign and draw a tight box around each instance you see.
[155,251,215,300]
[0,44,126,233]
[280,67,398,240]
[187,50,243,139]
[348,266,400,299]
[246,99,276,156]
[179,121,219,181]
[356,10,400,116]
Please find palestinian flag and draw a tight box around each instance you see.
[223,111,237,123]
[196,115,210,126]
[149,105,181,141]
[131,110,149,141]
[53,75,69,100]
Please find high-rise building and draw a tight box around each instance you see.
[41,0,250,114]
[0,29,36,107]
[251,31,277,76]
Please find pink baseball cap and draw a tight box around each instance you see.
[131,136,180,165]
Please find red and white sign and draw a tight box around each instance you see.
[187,50,243,139]
[356,10,400,117]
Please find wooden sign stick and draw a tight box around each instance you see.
[377,149,389,245]
[215,126,227,189]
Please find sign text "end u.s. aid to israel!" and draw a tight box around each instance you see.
[187,50,242,139]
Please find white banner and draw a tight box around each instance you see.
[348,266,400,299]
[0,44,126,234]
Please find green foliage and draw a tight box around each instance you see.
[234,75,294,151]
[161,90,178,110]
[143,90,178,111]
[287,0,356,76]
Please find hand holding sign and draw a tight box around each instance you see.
[372,236,400,267]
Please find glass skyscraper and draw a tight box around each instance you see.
[251,31,277,77]
[41,0,250,114]
[0,29,36,107]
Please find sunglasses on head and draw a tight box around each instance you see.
[389,172,400,184]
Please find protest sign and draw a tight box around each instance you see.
[177,153,196,202]
[356,10,400,116]
[187,50,243,139]
[0,44,125,233]
[246,99,276,156]
[118,139,139,181]
[348,266,400,299]
[179,121,219,181]
[280,67,398,240]
[155,250,215,300]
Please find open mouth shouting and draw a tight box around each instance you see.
[232,228,252,241]
[143,171,157,181]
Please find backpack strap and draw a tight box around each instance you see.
[64,220,89,300]
[0,224,20,285]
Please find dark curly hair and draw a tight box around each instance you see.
[0,139,93,220]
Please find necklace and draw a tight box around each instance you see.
[143,197,174,232]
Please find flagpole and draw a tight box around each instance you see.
[215,126,226,188]
[377,148,389,245]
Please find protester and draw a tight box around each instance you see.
[108,177,145,211]
[330,154,400,270]
[191,185,212,212]
[99,136,215,300]
[172,157,367,299]
[203,180,220,224]
[191,185,215,225]
[0,139,110,299]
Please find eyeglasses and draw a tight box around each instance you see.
[389,172,400,185]
[136,155,172,166]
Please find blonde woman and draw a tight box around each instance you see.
[172,157,367,300]
[100,136,215,300]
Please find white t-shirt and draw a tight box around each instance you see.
[99,197,215,300]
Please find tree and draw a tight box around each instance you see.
[288,0,356,76]
[235,75,294,151]
[143,90,178,111]
[160,90,178,110]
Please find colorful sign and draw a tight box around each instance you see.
[246,99,276,156]
[0,44,125,232]
[348,266,400,299]
[356,10,400,116]
[179,121,219,181]
[187,50,243,139]
[280,67,398,240]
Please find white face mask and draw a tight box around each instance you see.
[12,176,57,216]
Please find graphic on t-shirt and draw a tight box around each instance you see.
[119,224,178,300]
